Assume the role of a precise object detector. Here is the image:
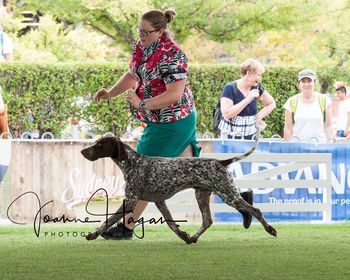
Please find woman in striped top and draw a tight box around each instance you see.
[218,58,275,228]
[218,58,275,139]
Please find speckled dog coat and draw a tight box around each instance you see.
[81,135,277,243]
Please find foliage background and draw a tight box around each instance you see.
[2,0,350,90]
[1,63,305,137]
[1,0,350,137]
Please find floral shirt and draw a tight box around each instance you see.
[129,36,195,123]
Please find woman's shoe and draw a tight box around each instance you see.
[239,191,253,229]
[100,222,133,240]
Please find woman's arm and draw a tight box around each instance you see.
[0,91,5,114]
[256,91,276,121]
[221,88,259,119]
[95,71,137,101]
[283,110,293,141]
[126,79,186,110]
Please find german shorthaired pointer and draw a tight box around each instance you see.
[81,134,277,244]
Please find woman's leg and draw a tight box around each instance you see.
[123,200,149,229]
[179,143,193,157]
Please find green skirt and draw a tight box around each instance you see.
[136,111,201,157]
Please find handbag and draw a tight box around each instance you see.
[212,100,222,135]
[0,104,9,139]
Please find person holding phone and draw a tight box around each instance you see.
[217,58,275,229]
[218,58,275,140]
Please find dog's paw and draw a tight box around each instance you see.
[179,231,193,244]
[189,236,198,244]
[267,225,277,237]
[86,232,99,240]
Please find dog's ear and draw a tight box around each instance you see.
[115,139,128,160]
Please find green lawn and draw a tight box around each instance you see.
[0,223,349,280]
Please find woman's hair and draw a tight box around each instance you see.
[240,58,265,76]
[141,9,176,37]
[335,81,347,95]
[336,86,347,95]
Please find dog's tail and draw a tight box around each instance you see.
[219,127,260,167]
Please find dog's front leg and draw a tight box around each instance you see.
[86,197,138,240]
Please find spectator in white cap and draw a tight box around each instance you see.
[283,69,332,142]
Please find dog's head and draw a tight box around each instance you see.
[81,137,128,161]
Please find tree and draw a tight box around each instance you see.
[299,0,350,92]
[8,0,350,90]
[14,0,322,52]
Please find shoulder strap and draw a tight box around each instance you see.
[231,80,238,91]
[231,80,237,89]
[290,94,299,124]
[230,81,238,99]
[290,94,299,113]
[317,93,326,113]
[317,93,326,123]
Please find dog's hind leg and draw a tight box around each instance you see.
[216,190,277,237]
[155,200,192,244]
[234,197,277,236]
[189,189,213,243]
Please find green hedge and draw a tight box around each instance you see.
[0,63,327,138]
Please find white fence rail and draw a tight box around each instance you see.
[144,153,333,222]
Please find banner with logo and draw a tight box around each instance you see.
[213,140,350,222]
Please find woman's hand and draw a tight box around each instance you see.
[256,119,267,131]
[126,91,142,109]
[247,88,259,100]
[94,88,110,102]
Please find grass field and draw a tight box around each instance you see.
[1,223,350,280]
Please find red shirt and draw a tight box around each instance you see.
[129,36,195,123]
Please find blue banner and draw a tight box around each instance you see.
[213,140,350,222]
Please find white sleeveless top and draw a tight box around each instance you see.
[284,94,331,142]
